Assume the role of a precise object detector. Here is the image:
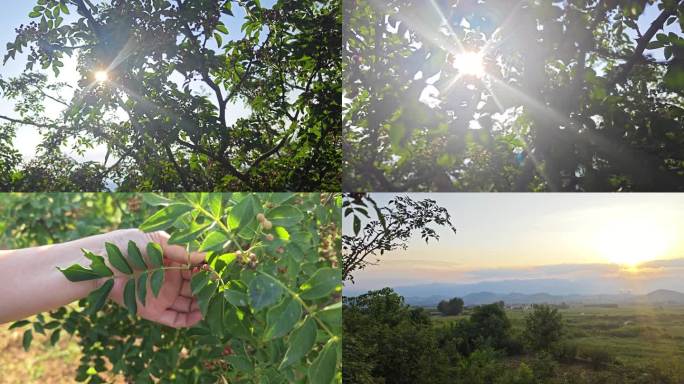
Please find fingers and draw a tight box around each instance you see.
[180,280,192,297]
[158,309,203,328]
[170,296,192,312]
[152,232,206,265]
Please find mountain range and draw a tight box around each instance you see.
[345,278,684,306]
[404,289,684,307]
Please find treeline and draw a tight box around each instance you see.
[343,288,683,384]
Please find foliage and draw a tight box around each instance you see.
[343,289,684,383]
[579,345,615,370]
[437,297,464,316]
[4,193,342,383]
[1,0,341,191]
[342,195,456,281]
[344,0,684,191]
[523,304,564,352]
[454,348,503,384]
[342,288,451,383]
[469,302,511,350]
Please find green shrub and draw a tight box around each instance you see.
[551,341,578,363]
[530,352,558,381]
[456,348,503,384]
[579,346,614,370]
[523,304,564,352]
[496,362,535,384]
[7,193,342,383]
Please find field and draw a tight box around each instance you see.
[0,319,124,383]
[432,304,684,373]
[0,321,81,384]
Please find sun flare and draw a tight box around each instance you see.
[452,52,485,77]
[594,219,673,268]
[94,70,109,83]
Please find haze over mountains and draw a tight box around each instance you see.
[346,257,684,306]
[347,276,684,307]
[402,288,684,307]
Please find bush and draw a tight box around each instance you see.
[438,297,465,316]
[530,352,558,381]
[523,304,564,352]
[6,193,342,383]
[470,302,512,350]
[579,346,614,370]
[456,348,503,384]
[551,341,579,363]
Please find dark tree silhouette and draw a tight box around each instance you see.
[437,297,465,316]
[342,194,456,282]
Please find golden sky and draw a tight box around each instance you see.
[347,194,684,290]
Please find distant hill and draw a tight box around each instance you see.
[642,289,684,304]
[399,289,684,307]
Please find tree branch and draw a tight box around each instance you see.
[609,1,682,87]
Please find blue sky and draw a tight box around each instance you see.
[0,1,275,163]
[346,193,684,292]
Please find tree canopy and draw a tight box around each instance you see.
[344,0,684,191]
[1,0,341,191]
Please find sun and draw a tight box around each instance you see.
[452,52,485,78]
[94,70,109,83]
[594,219,672,268]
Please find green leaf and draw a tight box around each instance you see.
[59,3,69,14]
[218,253,237,265]
[214,32,223,47]
[249,274,283,311]
[169,221,212,245]
[142,194,171,206]
[127,241,147,269]
[105,242,133,274]
[123,278,137,316]
[86,279,114,315]
[280,318,317,369]
[147,243,163,268]
[318,302,342,330]
[191,271,210,295]
[58,264,102,282]
[206,295,224,337]
[29,11,41,18]
[204,193,223,217]
[266,206,304,227]
[308,339,339,384]
[197,282,217,316]
[139,204,193,232]
[50,329,61,346]
[298,268,341,300]
[228,195,257,231]
[224,289,248,307]
[150,269,164,297]
[23,330,33,351]
[137,272,148,306]
[199,231,230,252]
[9,320,30,330]
[215,23,229,34]
[83,251,114,278]
[265,298,302,340]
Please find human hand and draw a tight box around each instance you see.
[94,229,205,328]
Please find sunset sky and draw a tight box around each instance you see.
[347,194,684,292]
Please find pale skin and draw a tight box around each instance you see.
[0,228,204,327]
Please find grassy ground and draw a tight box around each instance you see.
[432,304,684,367]
[0,322,82,384]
